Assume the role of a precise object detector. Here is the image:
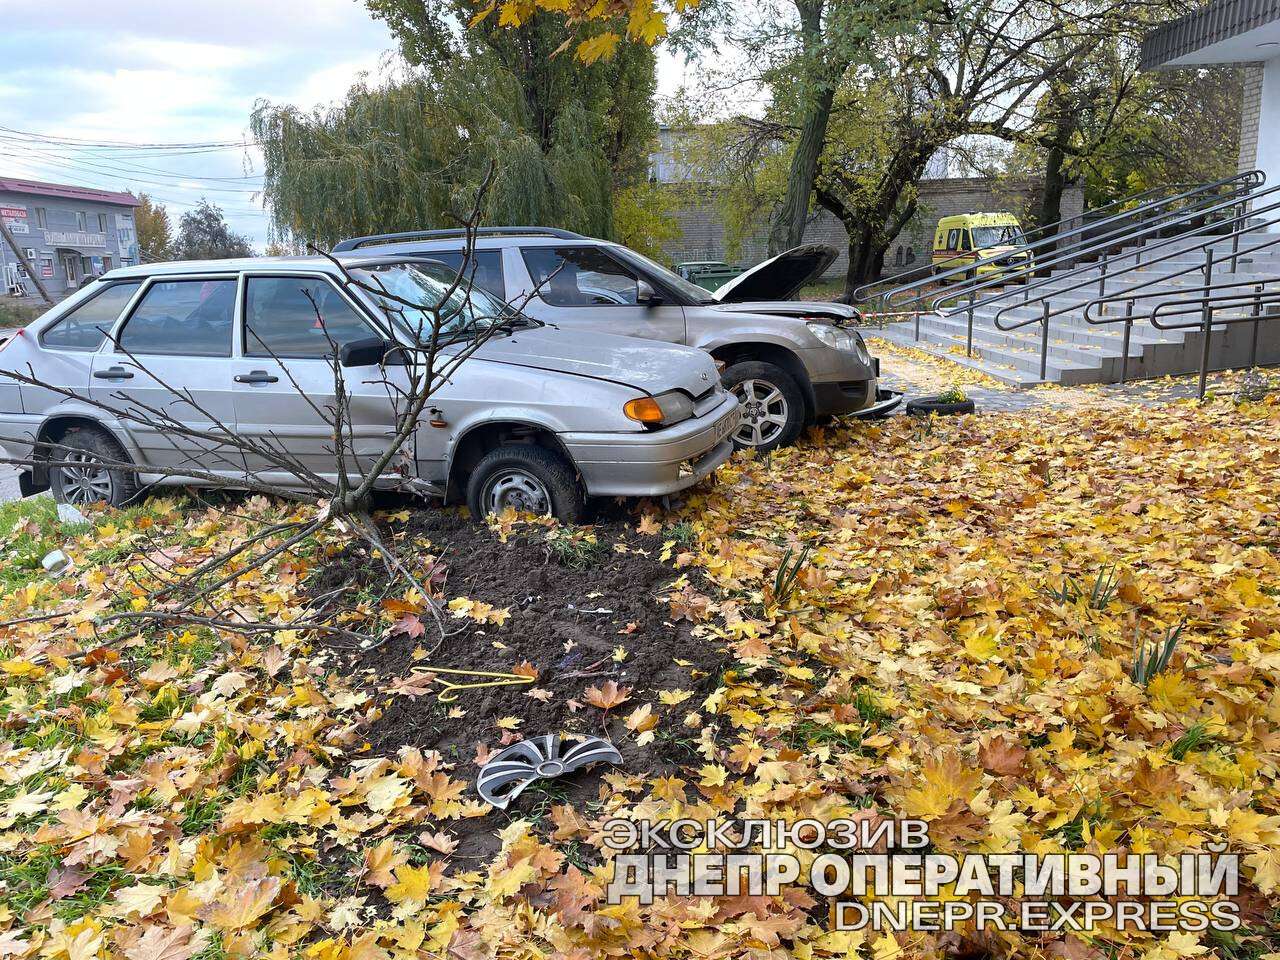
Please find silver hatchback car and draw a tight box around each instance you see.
[0,255,740,521]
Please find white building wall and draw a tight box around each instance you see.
[1256,56,1280,190]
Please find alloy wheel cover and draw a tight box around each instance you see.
[732,378,789,447]
[476,734,622,809]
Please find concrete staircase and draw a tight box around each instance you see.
[873,229,1280,386]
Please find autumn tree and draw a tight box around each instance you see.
[252,0,661,248]
[172,200,255,261]
[134,193,173,263]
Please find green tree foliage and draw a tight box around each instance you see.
[252,1,663,249]
[133,194,172,263]
[612,182,682,261]
[172,200,254,261]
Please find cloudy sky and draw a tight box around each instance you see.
[0,0,697,249]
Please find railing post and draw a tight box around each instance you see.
[1040,301,1051,382]
[966,289,976,358]
[914,310,921,342]
[1230,218,1241,273]
[1250,285,1262,369]
[1098,257,1108,298]
[1198,248,1215,400]
[1120,299,1134,384]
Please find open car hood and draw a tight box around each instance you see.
[713,243,838,302]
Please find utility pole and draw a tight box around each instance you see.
[0,217,52,305]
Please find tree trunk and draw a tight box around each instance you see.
[769,84,837,255]
[767,0,843,256]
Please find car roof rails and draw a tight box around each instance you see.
[332,226,589,252]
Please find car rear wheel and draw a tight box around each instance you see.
[466,445,585,522]
[721,361,805,453]
[49,425,139,508]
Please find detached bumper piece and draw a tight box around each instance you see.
[849,388,904,420]
[476,734,622,809]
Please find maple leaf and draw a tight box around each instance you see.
[979,735,1028,776]
[199,875,281,930]
[419,830,458,855]
[363,839,408,889]
[47,864,89,900]
[385,863,438,912]
[583,680,632,711]
[120,926,198,960]
[390,613,425,639]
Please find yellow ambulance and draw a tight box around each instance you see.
[932,213,1030,281]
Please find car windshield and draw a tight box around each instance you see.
[350,259,519,342]
[609,246,719,305]
[970,225,1024,247]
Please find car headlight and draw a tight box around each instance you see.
[807,322,871,364]
[624,390,695,426]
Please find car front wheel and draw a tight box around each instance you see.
[721,361,805,453]
[48,425,139,508]
[466,445,585,522]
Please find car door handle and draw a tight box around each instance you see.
[93,366,134,380]
[234,370,280,384]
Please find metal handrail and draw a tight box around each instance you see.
[855,169,1264,310]
[1081,273,1280,395]
[1018,172,1264,246]
[990,185,1280,331]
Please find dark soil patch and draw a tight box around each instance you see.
[313,506,727,862]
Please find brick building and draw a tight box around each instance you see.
[0,177,140,298]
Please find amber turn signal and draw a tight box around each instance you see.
[623,397,664,424]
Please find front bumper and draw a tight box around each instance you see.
[561,392,741,497]
[801,346,880,418]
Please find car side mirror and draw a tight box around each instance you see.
[636,279,663,307]
[340,336,397,367]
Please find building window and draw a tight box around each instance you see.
[34,207,46,229]
[906,247,917,265]
[98,213,108,232]
[77,212,87,231]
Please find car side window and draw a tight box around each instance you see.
[415,251,506,300]
[118,279,235,357]
[961,230,973,251]
[244,276,375,358]
[40,282,141,352]
[521,247,639,307]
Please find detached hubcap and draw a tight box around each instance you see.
[731,378,788,448]
[59,452,113,504]
[484,470,551,515]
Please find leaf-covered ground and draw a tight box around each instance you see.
[1,369,1278,960]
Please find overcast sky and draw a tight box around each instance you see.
[0,0,696,249]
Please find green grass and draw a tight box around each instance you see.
[0,496,92,592]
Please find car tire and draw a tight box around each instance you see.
[466,444,585,522]
[905,396,976,417]
[48,425,139,508]
[721,361,806,453]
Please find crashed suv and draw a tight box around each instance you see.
[332,230,900,452]
[0,255,740,521]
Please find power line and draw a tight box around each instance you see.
[0,124,259,151]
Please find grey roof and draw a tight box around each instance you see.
[1141,0,1280,69]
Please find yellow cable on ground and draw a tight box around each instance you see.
[415,666,537,702]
